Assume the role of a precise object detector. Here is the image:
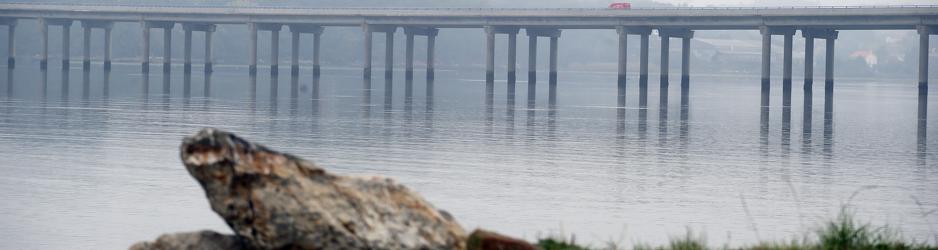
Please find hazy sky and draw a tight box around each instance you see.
[649,0,937,6]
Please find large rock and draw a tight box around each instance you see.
[467,229,537,250]
[129,231,246,250]
[176,128,467,249]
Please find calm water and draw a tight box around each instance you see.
[0,64,935,249]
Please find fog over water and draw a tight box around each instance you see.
[0,62,934,248]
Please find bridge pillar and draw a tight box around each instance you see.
[286,24,324,77]
[82,25,91,70]
[249,23,257,75]
[481,26,520,84]
[143,22,175,73]
[759,27,771,107]
[803,28,838,119]
[252,23,284,75]
[783,33,793,108]
[405,32,414,81]
[639,32,650,103]
[384,29,395,80]
[825,36,836,95]
[40,19,48,69]
[361,25,396,80]
[759,27,796,108]
[918,26,933,147]
[61,22,71,69]
[526,28,560,85]
[291,30,300,76]
[919,26,935,94]
[804,35,814,92]
[615,27,628,90]
[527,34,537,84]
[427,30,436,81]
[141,24,149,73]
[403,26,438,81]
[182,23,216,74]
[313,32,321,77]
[659,31,670,87]
[204,28,213,73]
[804,29,838,95]
[363,25,372,79]
[681,35,692,90]
[485,26,495,84]
[163,26,172,73]
[104,26,112,71]
[184,28,192,73]
[270,27,281,76]
[508,32,517,85]
[80,20,113,71]
[2,19,16,69]
[549,36,559,85]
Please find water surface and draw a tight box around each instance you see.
[0,64,935,249]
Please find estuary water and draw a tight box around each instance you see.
[0,64,935,249]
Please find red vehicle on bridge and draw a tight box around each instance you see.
[609,2,632,9]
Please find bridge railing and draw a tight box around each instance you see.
[2,2,938,12]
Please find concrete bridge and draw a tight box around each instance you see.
[0,3,936,99]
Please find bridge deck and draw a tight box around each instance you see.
[0,3,936,29]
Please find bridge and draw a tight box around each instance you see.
[0,4,936,102]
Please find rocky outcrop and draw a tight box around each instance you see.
[467,230,537,250]
[129,231,246,250]
[167,128,467,249]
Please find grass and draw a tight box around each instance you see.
[534,209,937,250]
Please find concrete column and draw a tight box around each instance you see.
[83,26,91,70]
[426,33,435,81]
[825,37,835,94]
[204,29,213,73]
[271,29,280,75]
[363,26,372,79]
[6,23,14,69]
[920,27,931,92]
[681,36,690,88]
[659,34,669,86]
[616,27,627,89]
[783,33,793,107]
[485,26,495,84]
[313,32,321,77]
[549,36,558,85]
[40,19,48,69]
[760,28,771,107]
[528,35,537,84]
[384,30,394,79]
[248,23,257,75]
[104,27,112,71]
[162,27,171,72]
[405,32,414,80]
[142,25,150,73]
[507,32,517,84]
[291,30,300,76]
[639,33,649,95]
[184,29,192,73]
[804,37,814,91]
[62,23,71,69]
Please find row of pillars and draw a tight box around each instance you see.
[2,20,934,93]
[27,19,216,74]
[482,26,694,92]
[359,25,438,80]
[759,27,839,108]
[142,21,215,74]
[484,27,562,85]
[613,27,694,99]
